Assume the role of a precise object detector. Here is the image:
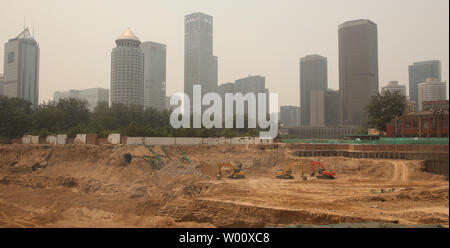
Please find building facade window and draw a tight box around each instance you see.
[7,52,15,63]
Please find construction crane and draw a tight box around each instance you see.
[275,162,306,180]
[217,161,246,180]
[310,160,336,179]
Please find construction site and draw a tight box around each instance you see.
[0,140,448,228]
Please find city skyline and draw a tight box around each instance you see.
[0,0,448,108]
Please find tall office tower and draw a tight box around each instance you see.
[141,41,166,111]
[339,19,379,126]
[418,78,447,111]
[310,89,340,127]
[381,81,407,96]
[409,60,441,108]
[53,88,110,112]
[2,28,39,105]
[111,28,144,106]
[217,82,236,102]
[299,55,327,126]
[184,12,218,114]
[280,106,300,127]
[235,75,269,115]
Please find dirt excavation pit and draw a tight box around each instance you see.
[0,144,448,228]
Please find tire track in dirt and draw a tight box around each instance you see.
[392,160,408,182]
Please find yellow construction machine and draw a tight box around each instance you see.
[275,162,306,180]
[217,161,246,180]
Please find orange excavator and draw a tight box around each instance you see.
[310,160,336,179]
[217,161,246,180]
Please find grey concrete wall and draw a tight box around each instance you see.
[75,134,87,144]
[144,137,176,145]
[175,137,203,145]
[22,135,32,144]
[31,136,39,144]
[107,134,121,144]
[46,135,57,145]
[203,138,219,145]
[127,137,144,145]
[56,134,67,145]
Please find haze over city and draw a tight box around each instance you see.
[0,0,448,107]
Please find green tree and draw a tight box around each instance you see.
[0,96,33,138]
[364,90,407,132]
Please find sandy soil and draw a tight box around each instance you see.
[0,143,447,228]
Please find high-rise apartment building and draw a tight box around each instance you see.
[141,41,166,111]
[53,88,109,111]
[110,28,144,106]
[418,78,447,111]
[299,55,327,126]
[409,60,441,108]
[339,19,379,126]
[2,27,39,105]
[184,12,218,113]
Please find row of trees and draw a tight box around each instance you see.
[0,96,261,138]
[0,90,406,139]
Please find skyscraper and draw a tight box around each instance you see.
[110,28,144,106]
[408,60,441,108]
[339,19,379,126]
[141,41,166,111]
[280,106,300,127]
[184,12,218,112]
[299,55,327,126]
[310,89,340,127]
[235,75,269,115]
[2,27,39,105]
[418,78,447,111]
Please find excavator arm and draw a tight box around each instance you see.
[217,162,246,180]
[311,161,336,179]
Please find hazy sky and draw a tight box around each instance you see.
[0,0,448,107]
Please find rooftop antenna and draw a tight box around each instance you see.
[23,16,25,30]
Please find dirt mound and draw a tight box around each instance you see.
[0,144,447,227]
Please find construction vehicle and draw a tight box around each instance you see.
[217,161,246,180]
[275,162,307,180]
[310,160,336,179]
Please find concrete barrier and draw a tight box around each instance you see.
[175,137,203,145]
[127,137,144,145]
[218,137,226,145]
[203,138,219,145]
[258,138,273,144]
[144,137,176,145]
[244,137,254,144]
[56,134,67,145]
[22,135,32,144]
[31,136,39,144]
[225,138,233,144]
[107,133,121,144]
[231,137,246,144]
[74,134,87,144]
[46,135,57,145]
